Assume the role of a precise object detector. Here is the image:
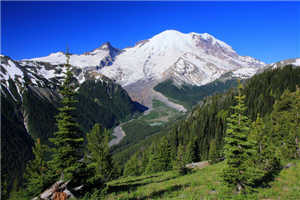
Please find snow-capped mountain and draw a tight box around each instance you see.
[27,42,120,69]
[21,30,268,108]
[99,30,265,86]
[27,30,264,88]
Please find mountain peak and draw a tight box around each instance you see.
[152,30,187,40]
[99,42,113,50]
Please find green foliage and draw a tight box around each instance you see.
[86,123,113,185]
[146,138,173,174]
[1,82,34,199]
[111,99,183,155]
[23,139,52,197]
[48,54,86,185]
[76,79,142,132]
[185,138,198,164]
[173,144,189,175]
[249,116,281,186]
[222,82,258,192]
[154,77,238,109]
[208,139,218,164]
[118,65,300,183]
[22,87,59,144]
[270,88,300,160]
[123,154,142,177]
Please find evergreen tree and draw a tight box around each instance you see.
[48,50,86,185]
[185,138,198,163]
[271,88,300,159]
[293,86,300,158]
[145,144,160,174]
[157,137,173,171]
[174,144,188,175]
[86,123,113,183]
[222,81,256,193]
[123,154,140,176]
[23,139,51,197]
[249,115,280,185]
[208,139,218,164]
[146,138,172,174]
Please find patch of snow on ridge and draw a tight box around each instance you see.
[232,67,257,79]
[29,51,108,68]
[292,58,300,66]
[1,60,24,81]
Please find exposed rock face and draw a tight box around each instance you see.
[27,42,121,69]
[23,30,266,107]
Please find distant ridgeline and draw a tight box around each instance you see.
[154,72,238,109]
[123,65,300,177]
[1,55,143,196]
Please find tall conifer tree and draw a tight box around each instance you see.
[222,81,255,193]
[49,50,85,182]
[23,139,50,197]
[208,139,218,164]
[86,123,113,183]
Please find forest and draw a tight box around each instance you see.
[3,64,300,199]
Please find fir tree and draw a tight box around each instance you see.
[86,123,113,183]
[146,138,172,174]
[23,139,51,197]
[271,88,300,159]
[249,115,280,185]
[49,50,86,184]
[185,138,198,163]
[222,81,256,193]
[123,154,140,176]
[208,139,218,164]
[174,144,188,175]
[293,86,300,158]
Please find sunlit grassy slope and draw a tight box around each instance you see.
[105,160,300,200]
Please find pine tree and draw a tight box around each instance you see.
[49,50,86,184]
[86,123,113,183]
[222,81,256,193]
[23,139,51,197]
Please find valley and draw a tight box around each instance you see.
[2,28,300,199]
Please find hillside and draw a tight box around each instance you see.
[102,160,300,200]
[1,55,144,196]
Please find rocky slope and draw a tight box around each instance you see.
[0,55,143,194]
[27,30,265,108]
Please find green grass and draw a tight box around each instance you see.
[104,160,300,200]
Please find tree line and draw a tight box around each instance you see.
[123,65,300,193]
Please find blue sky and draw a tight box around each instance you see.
[1,1,299,63]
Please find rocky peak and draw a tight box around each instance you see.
[89,42,120,55]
